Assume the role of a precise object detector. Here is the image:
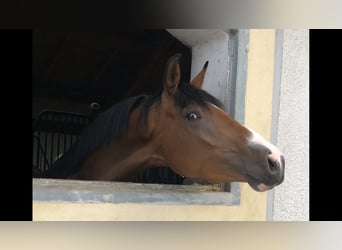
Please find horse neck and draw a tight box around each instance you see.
[72,103,165,181]
[123,102,166,168]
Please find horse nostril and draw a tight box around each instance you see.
[267,156,280,173]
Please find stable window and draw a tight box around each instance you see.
[33,29,248,206]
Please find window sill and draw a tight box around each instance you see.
[33,178,240,206]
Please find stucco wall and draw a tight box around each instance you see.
[272,30,309,221]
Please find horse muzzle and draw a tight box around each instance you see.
[247,155,285,192]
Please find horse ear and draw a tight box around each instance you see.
[163,54,182,96]
[190,61,209,89]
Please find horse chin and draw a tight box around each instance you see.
[246,176,273,192]
[247,182,272,192]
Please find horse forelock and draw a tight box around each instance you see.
[173,81,224,110]
[137,82,224,127]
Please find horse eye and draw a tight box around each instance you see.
[186,112,201,121]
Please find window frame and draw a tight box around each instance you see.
[32,29,249,207]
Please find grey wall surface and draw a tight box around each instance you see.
[272,30,309,221]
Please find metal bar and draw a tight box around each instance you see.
[56,114,63,164]
[44,130,48,172]
[33,135,50,170]
[36,131,40,170]
[63,114,67,155]
[52,113,56,167]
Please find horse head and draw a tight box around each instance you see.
[153,54,285,191]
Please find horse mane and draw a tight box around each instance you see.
[46,82,223,178]
[46,95,148,178]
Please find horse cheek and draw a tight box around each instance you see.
[160,133,188,176]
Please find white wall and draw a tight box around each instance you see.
[272,30,309,221]
[167,29,230,105]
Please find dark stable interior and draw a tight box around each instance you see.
[32,30,192,184]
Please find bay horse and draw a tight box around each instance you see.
[46,53,285,192]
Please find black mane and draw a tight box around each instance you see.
[46,82,223,178]
[46,95,147,178]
